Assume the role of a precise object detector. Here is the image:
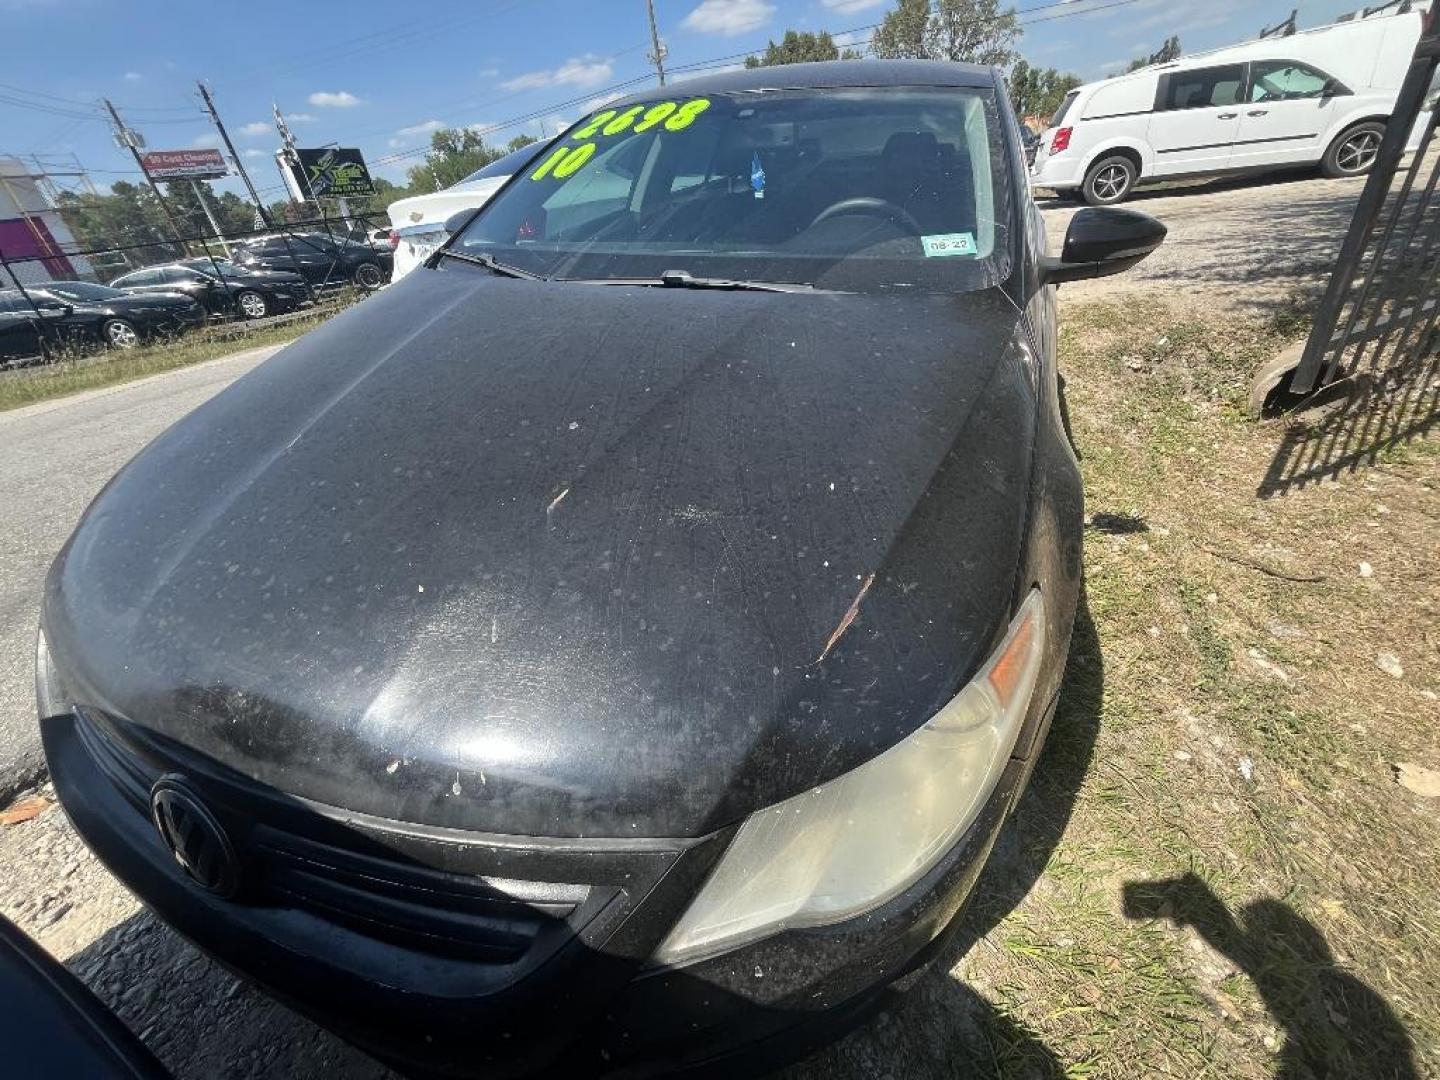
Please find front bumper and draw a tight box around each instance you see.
[43,693,1053,1078]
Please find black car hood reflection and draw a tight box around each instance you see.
[45,265,1037,839]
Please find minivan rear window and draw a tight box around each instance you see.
[1049,91,1078,128]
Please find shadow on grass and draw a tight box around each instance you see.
[1258,349,1440,497]
[1122,872,1420,1080]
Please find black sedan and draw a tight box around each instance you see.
[0,282,203,363]
[230,231,392,290]
[38,61,1162,1077]
[110,261,308,321]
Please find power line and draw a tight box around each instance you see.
[372,0,1147,170]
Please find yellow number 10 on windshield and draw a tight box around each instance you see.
[530,98,712,180]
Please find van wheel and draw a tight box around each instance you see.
[1082,156,1136,206]
[1323,122,1385,178]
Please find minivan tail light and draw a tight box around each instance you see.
[388,229,399,251]
[1050,126,1073,154]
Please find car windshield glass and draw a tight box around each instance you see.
[453,87,1011,293]
[40,282,125,301]
[459,141,548,185]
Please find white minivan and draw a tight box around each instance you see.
[1030,6,1428,204]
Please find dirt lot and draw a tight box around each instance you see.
[1,171,1436,1079]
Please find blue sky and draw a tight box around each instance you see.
[2,0,1363,202]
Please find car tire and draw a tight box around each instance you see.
[1322,121,1385,179]
[1081,155,1136,206]
[236,290,269,320]
[353,262,385,290]
[102,318,140,349]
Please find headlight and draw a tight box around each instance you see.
[35,627,68,719]
[655,589,1046,967]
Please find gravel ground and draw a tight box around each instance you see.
[0,168,1374,1078]
[0,343,283,805]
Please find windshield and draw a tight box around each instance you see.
[40,282,125,301]
[452,87,1011,293]
[459,141,548,185]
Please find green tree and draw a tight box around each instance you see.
[54,181,180,268]
[1127,35,1181,72]
[872,0,1020,67]
[402,126,509,195]
[744,29,861,68]
[1008,59,1082,122]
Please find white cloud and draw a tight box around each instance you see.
[478,67,499,78]
[243,148,265,158]
[238,121,271,137]
[501,55,612,92]
[396,119,444,138]
[307,90,361,107]
[122,71,142,82]
[820,0,885,13]
[681,0,775,36]
[832,29,872,49]
[287,112,317,122]
[189,132,221,148]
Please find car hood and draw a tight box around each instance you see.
[44,266,1037,838]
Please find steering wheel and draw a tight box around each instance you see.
[808,197,922,235]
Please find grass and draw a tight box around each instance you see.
[819,296,1439,1079]
[0,299,356,412]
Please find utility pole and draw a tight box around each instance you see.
[102,98,188,247]
[645,0,668,86]
[197,81,271,227]
[189,179,231,258]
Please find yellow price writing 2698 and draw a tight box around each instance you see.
[530,97,712,181]
[572,98,710,140]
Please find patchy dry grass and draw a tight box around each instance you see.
[0,299,356,412]
[975,297,1438,1078]
[798,297,1439,1080]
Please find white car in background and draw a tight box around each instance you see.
[1030,4,1427,205]
[385,141,547,281]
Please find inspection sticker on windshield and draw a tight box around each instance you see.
[921,233,977,258]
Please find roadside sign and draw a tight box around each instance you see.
[139,149,229,181]
[293,147,376,199]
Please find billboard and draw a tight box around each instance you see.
[294,147,376,199]
[139,149,229,181]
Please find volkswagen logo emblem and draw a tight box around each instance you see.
[149,776,241,898]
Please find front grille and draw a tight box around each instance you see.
[71,709,679,973]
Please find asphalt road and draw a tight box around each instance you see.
[0,343,284,803]
[0,168,1368,1079]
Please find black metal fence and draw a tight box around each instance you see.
[1262,9,1440,493]
[0,210,390,364]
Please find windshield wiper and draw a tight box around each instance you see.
[435,248,541,280]
[571,269,822,294]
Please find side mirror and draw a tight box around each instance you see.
[1321,78,1338,98]
[1041,207,1166,286]
[443,208,480,236]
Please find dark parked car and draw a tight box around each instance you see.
[0,282,203,363]
[230,231,392,290]
[38,62,1162,1077]
[112,260,308,321]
